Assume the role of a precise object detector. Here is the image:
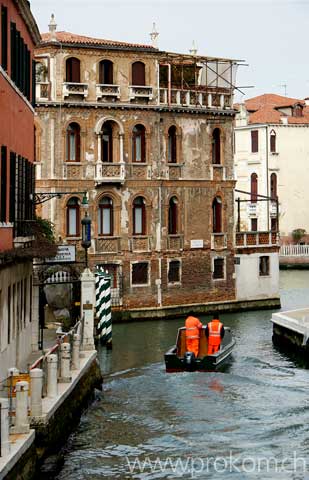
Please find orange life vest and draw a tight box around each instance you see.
[208,319,223,346]
[185,316,202,339]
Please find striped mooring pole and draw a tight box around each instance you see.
[95,270,112,348]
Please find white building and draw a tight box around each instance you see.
[234,93,309,243]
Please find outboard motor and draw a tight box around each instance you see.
[183,351,196,371]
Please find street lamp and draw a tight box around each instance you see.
[81,212,91,268]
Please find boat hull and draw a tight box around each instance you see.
[164,327,235,372]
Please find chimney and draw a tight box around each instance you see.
[189,40,198,56]
[149,23,159,49]
[48,14,57,41]
[281,116,288,125]
[304,97,309,106]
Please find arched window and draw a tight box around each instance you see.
[168,126,177,163]
[270,130,276,153]
[99,60,113,84]
[251,173,258,203]
[270,173,277,200]
[212,196,222,233]
[133,196,146,235]
[132,124,146,162]
[168,196,178,234]
[212,128,221,164]
[98,196,113,236]
[66,57,80,83]
[101,121,113,163]
[132,61,145,86]
[66,123,80,162]
[66,197,80,236]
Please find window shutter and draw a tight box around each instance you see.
[1,6,8,71]
[0,146,7,222]
[76,127,81,162]
[270,134,276,153]
[251,130,258,153]
[132,62,145,86]
[251,174,258,202]
[71,58,80,83]
[9,152,16,223]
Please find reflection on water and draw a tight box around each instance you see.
[54,271,309,479]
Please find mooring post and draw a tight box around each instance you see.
[30,368,43,417]
[72,334,80,370]
[11,381,30,434]
[80,268,95,352]
[46,354,58,398]
[59,342,71,382]
[0,398,11,456]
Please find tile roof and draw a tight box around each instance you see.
[40,31,157,50]
[236,93,309,125]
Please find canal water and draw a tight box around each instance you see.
[54,271,309,479]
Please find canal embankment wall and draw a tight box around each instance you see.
[0,350,102,480]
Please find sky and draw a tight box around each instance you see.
[30,0,309,103]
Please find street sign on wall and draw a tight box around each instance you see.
[46,245,76,263]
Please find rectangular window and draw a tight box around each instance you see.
[9,151,16,223]
[132,262,149,285]
[134,207,143,234]
[251,130,258,153]
[1,5,8,71]
[213,258,224,279]
[98,264,118,288]
[168,260,181,283]
[251,218,258,231]
[259,256,270,276]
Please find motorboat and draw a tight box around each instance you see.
[164,326,235,372]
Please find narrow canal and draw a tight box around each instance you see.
[54,271,309,479]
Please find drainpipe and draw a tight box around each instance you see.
[265,125,269,231]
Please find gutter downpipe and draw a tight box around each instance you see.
[266,125,269,231]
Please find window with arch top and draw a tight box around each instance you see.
[270,173,277,200]
[99,60,113,84]
[66,122,80,162]
[270,130,276,153]
[168,126,177,163]
[66,197,80,237]
[133,196,146,235]
[66,57,80,83]
[101,121,113,163]
[212,128,221,164]
[251,173,258,203]
[132,124,146,162]
[212,196,222,233]
[132,61,145,86]
[168,196,178,234]
[98,196,113,236]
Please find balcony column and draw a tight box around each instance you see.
[208,93,212,108]
[220,94,224,109]
[96,134,102,179]
[119,132,124,163]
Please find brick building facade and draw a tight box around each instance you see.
[35,19,243,317]
[0,0,41,378]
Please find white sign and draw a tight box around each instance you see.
[46,245,76,263]
[190,239,204,249]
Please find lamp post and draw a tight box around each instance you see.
[81,212,91,268]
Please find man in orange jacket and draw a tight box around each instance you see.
[185,313,203,357]
[205,314,225,355]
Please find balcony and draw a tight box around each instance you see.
[95,162,125,184]
[129,236,151,252]
[96,84,120,101]
[95,237,121,254]
[211,233,227,250]
[129,86,153,101]
[159,88,232,110]
[248,203,257,216]
[167,234,184,251]
[36,82,49,100]
[235,231,279,248]
[63,82,88,98]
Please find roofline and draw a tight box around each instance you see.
[14,0,41,45]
